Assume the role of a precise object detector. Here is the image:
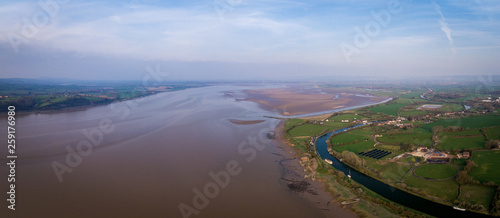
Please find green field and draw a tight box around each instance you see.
[332,140,375,153]
[285,118,305,130]
[378,131,432,146]
[399,109,428,117]
[376,144,401,152]
[437,131,485,150]
[438,103,464,112]
[470,150,500,184]
[414,164,457,179]
[288,124,330,137]
[458,185,496,208]
[330,129,372,145]
[328,113,365,122]
[399,91,427,99]
[422,114,500,130]
[484,127,500,140]
[369,103,406,116]
[380,163,412,182]
[404,174,459,202]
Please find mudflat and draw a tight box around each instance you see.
[243,87,386,116]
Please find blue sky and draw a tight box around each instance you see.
[0,0,499,80]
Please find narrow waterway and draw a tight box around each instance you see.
[315,126,492,218]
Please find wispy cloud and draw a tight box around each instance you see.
[0,0,499,79]
[432,1,456,54]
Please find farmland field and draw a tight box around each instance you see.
[414,164,457,179]
[331,140,375,153]
[377,132,432,146]
[330,129,372,145]
[470,150,500,184]
[285,118,305,130]
[484,127,500,140]
[288,124,330,137]
[380,163,412,182]
[404,175,459,202]
[437,131,485,150]
[458,185,496,208]
[328,113,365,122]
[369,103,406,116]
[422,114,500,130]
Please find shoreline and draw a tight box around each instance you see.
[273,120,357,218]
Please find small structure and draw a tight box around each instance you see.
[427,157,450,163]
[418,104,442,110]
[457,152,470,159]
[427,151,450,163]
[417,147,428,152]
[341,120,349,123]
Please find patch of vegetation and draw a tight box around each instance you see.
[331,140,375,153]
[484,127,500,140]
[470,150,500,184]
[378,132,432,147]
[330,129,371,145]
[422,114,500,130]
[380,163,412,182]
[459,185,496,208]
[369,102,406,116]
[438,103,464,112]
[414,164,457,179]
[437,131,485,150]
[285,118,305,130]
[288,124,330,137]
[404,174,459,202]
[328,113,365,122]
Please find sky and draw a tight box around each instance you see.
[0,0,499,81]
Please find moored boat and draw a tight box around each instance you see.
[453,206,466,211]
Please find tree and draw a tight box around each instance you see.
[485,140,498,149]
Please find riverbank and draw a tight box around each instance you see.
[273,120,358,218]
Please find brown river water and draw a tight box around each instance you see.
[0,86,362,218]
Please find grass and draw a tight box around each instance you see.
[287,124,329,137]
[484,127,500,140]
[437,131,485,150]
[421,114,500,130]
[399,109,428,117]
[376,144,401,152]
[328,113,365,122]
[414,164,458,179]
[459,185,496,208]
[332,140,375,153]
[404,174,459,202]
[369,103,406,116]
[381,163,412,182]
[330,129,372,145]
[438,103,464,112]
[400,91,427,99]
[377,132,432,146]
[285,118,305,130]
[470,150,500,184]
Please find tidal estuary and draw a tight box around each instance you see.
[0,86,377,217]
